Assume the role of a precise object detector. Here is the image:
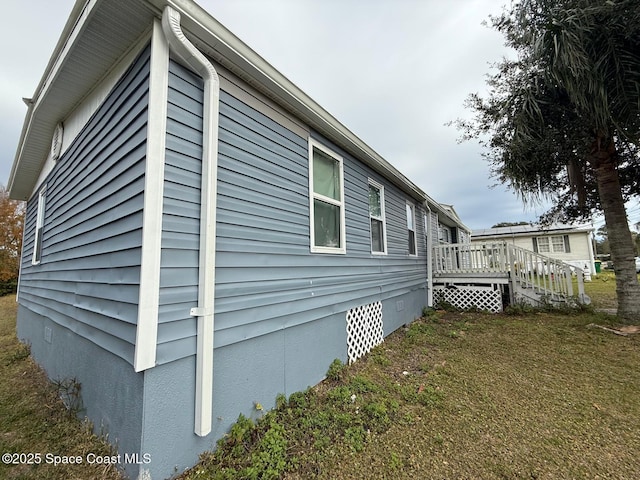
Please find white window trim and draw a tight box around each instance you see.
[368,179,387,255]
[551,235,566,253]
[536,236,551,253]
[406,201,417,256]
[309,138,346,254]
[32,187,46,265]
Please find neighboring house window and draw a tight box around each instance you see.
[551,236,566,252]
[309,139,345,253]
[535,237,550,253]
[533,235,571,254]
[368,180,386,254]
[32,188,46,264]
[406,202,416,255]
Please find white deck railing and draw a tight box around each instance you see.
[433,242,587,305]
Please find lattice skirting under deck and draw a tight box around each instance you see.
[346,301,384,364]
[434,285,503,313]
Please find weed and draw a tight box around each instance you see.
[326,385,353,406]
[422,306,438,319]
[389,451,404,470]
[242,420,288,480]
[275,393,287,409]
[370,347,391,367]
[326,358,346,381]
[437,300,459,312]
[362,401,391,432]
[52,377,83,415]
[406,320,435,340]
[448,330,460,339]
[344,425,367,452]
[6,341,30,365]
[348,375,380,394]
[504,301,537,315]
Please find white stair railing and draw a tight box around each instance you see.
[508,243,586,305]
[433,242,510,275]
[432,242,588,306]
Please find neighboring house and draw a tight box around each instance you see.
[471,224,596,274]
[7,1,468,478]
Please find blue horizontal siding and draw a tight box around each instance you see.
[213,92,427,349]
[17,45,151,365]
[155,60,203,364]
[153,61,428,364]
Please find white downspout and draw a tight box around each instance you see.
[424,201,434,307]
[162,6,219,437]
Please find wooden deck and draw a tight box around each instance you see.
[432,242,589,308]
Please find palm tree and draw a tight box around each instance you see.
[457,0,640,321]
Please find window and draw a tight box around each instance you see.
[406,202,416,255]
[551,236,565,253]
[535,237,550,252]
[32,188,46,264]
[309,139,345,253]
[534,235,570,254]
[438,225,450,244]
[368,180,386,254]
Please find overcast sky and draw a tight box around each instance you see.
[1,0,615,231]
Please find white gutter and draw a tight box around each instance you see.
[162,5,219,437]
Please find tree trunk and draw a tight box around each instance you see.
[592,144,640,323]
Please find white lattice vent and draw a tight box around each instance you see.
[346,301,383,364]
[434,286,503,313]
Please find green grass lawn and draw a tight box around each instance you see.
[583,270,619,310]
[1,273,638,480]
[180,274,640,480]
[0,295,123,480]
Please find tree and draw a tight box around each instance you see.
[0,185,25,289]
[455,0,640,322]
[491,221,531,228]
[595,226,610,256]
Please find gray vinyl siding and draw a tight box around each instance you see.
[135,57,426,365]
[17,46,150,364]
[430,211,439,245]
[213,90,427,349]
[156,60,203,363]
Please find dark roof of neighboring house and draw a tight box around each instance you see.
[471,223,593,239]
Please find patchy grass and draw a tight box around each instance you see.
[0,295,123,480]
[585,270,619,311]
[2,273,637,479]
[180,277,640,480]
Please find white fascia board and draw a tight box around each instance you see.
[134,19,169,372]
[8,0,97,199]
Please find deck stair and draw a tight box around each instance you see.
[432,242,590,311]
